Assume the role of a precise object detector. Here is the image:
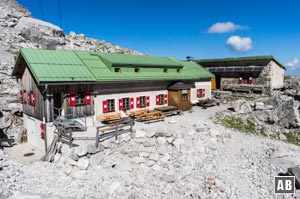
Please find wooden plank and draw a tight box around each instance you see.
[144,115,165,121]
[126,108,149,116]
[135,111,162,119]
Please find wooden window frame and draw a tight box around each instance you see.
[122,97,130,110]
[107,99,115,112]
[75,93,86,106]
[140,96,146,108]
[182,93,188,100]
[159,94,164,105]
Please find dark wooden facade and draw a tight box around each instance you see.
[168,89,191,111]
[167,82,192,111]
[21,67,44,120]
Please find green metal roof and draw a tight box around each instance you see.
[92,52,182,68]
[195,55,286,70]
[13,48,213,84]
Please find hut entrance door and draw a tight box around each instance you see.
[53,92,63,119]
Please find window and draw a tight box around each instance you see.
[123,97,130,110]
[182,93,188,100]
[156,94,167,105]
[197,89,206,98]
[140,96,146,107]
[177,69,181,73]
[76,93,85,105]
[107,99,115,112]
[134,68,140,73]
[182,90,188,100]
[163,68,168,73]
[114,67,121,73]
[159,94,164,105]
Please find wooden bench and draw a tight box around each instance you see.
[144,115,165,121]
[100,113,121,123]
[135,111,161,119]
[98,123,126,133]
[135,111,166,123]
[126,108,150,117]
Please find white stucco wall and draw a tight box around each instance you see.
[191,81,212,103]
[95,90,169,120]
[23,114,56,153]
[269,60,285,89]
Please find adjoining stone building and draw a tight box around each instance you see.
[195,56,285,93]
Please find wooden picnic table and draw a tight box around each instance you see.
[154,106,181,116]
[135,111,162,119]
[154,106,177,112]
[100,113,122,123]
[126,108,150,117]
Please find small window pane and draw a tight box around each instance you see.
[123,98,130,110]
[107,99,115,112]
[159,94,164,105]
[140,96,146,107]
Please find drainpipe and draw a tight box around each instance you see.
[42,84,48,153]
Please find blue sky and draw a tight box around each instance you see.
[17,0,300,75]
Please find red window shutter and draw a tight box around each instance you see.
[85,92,91,105]
[202,89,206,97]
[119,98,123,111]
[19,90,23,104]
[156,95,159,105]
[130,98,134,109]
[146,96,150,107]
[31,92,36,106]
[102,100,108,113]
[164,94,168,105]
[136,97,140,108]
[197,89,200,98]
[70,92,76,106]
[248,77,253,84]
[238,77,243,84]
[40,123,45,140]
[27,91,31,105]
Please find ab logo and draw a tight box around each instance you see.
[274,176,295,194]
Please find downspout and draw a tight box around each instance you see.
[42,84,48,153]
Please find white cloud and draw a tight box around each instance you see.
[226,35,252,52]
[207,22,246,33]
[286,58,300,70]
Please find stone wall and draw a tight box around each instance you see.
[219,63,273,92]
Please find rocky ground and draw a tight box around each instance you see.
[1,105,300,199]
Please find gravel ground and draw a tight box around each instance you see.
[1,105,300,199]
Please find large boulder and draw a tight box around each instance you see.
[287,166,300,189]
[252,110,278,124]
[255,102,265,110]
[266,95,300,128]
[239,102,252,113]
[231,100,242,112]
[15,17,65,49]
